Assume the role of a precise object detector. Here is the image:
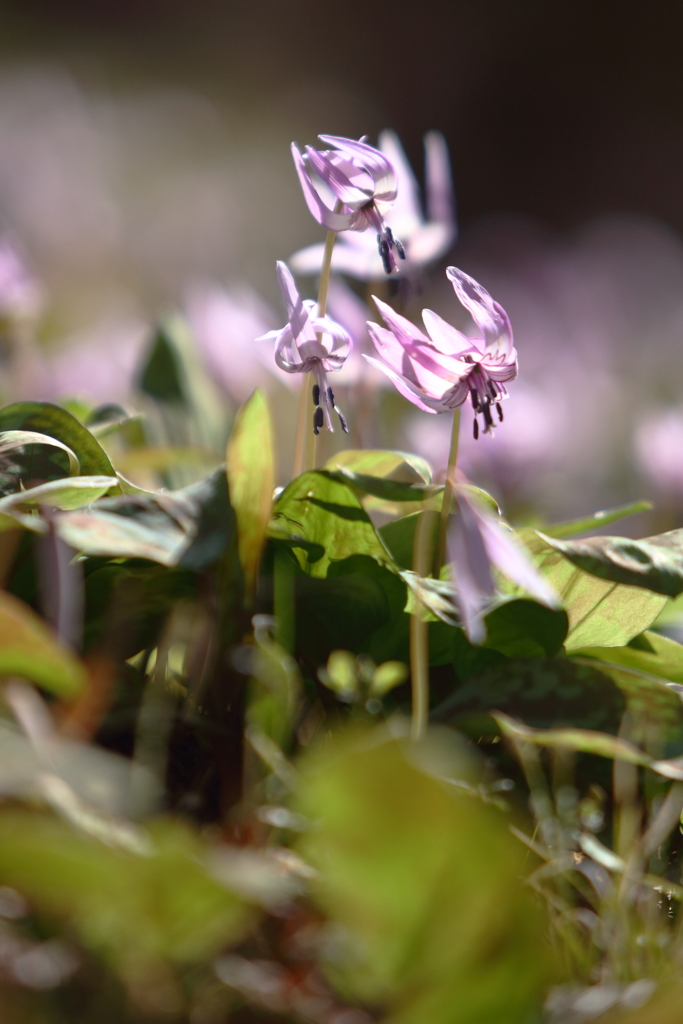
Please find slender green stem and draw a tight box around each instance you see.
[292,218,339,477]
[410,507,437,740]
[433,408,461,577]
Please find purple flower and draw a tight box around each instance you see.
[291,134,405,274]
[0,236,44,323]
[258,262,351,434]
[365,266,518,437]
[290,130,456,281]
[449,487,558,643]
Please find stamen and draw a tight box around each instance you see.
[313,406,323,435]
[327,386,335,405]
[327,387,349,434]
[395,238,406,260]
[496,402,504,422]
[312,383,320,406]
[483,402,493,428]
[469,387,480,411]
[473,418,479,440]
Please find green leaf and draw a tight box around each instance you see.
[440,655,625,733]
[58,500,189,566]
[226,389,274,600]
[0,475,117,513]
[0,402,117,479]
[325,448,432,483]
[0,429,80,475]
[293,730,551,1023]
[0,590,85,696]
[139,324,186,403]
[0,811,250,981]
[520,530,667,650]
[332,466,442,503]
[272,470,394,578]
[494,711,683,780]
[482,598,568,658]
[573,631,683,686]
[539,500,653,539]
[540,528,683,597]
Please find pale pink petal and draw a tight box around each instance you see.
[372,295,430,345]
[448,499,494,643]
[318,135,397,200]
[446,267,514,353]
[291,144,355,231]
[422,308,478,356]
[425,131,456,229]
[378,130,422,233]
[305,146,374,206]
[362,354,448,413]
[275,261,317,346]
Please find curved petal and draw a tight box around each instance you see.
[305,146,374,206]
[274,325,307,373]
[275,262,317,346]
[378,130,422,234]
[422,308,477,357]
[425,131,456,230]
[318,135,397,200]
[372,295,430,345]
[362,354,446,413]
[446,267,513,353]
[291,144,356,231]
[310,314,352,360]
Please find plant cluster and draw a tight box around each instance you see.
[0,131,680,1024]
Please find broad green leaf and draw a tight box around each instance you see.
[331,466,442,503]
[570,655,683,727]
[325,448,432,483]
[226,389,274,600]
[272,471,393,578]
[494,711,683,780]
[520,531,667,650]
[441,655,625,733]
[0,402,117,479]
[0,475,117,512]
[113,446,217,474]
[58,507,188,566]
[539,501,652,539]
[541,528,683,597]
[293,730,551,1023]
[0,429,80,475]
[573,631,683,686]
[482,598,568,658]
[0,590,85,696]
[139,324,186,403]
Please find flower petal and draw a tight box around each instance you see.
[446,267,514,353]
[378,130,422,234]
[448,499,495,644]
[425,131,456,229]
[305,146,374,206]
[318,135,397,201]
[275,262,318,346]
[291,144,356,231]
[422,308,478,357]
[362,354,449,413]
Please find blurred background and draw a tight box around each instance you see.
[0,0,681,524]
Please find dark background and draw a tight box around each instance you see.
[1,0,680,234]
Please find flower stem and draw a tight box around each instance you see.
[410,506,437,740]
[433,408,460,577]
[292,222,338,477]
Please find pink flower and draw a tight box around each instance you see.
[0,236,44,323]
[449,487,558,643]
[258,262,351,434]
[365,267,518,437]
[290,131,456,281]
[291,134,405,274]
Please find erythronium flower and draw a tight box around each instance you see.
[290,130,456,281]
[291,134,405,274]
[258,262,351,434]
[364,266,518,437]
[449,486,559,643]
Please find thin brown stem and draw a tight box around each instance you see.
[410,507,437,740]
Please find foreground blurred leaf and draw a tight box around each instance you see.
[0,402,117,479]
[226,389,274,601]
[0,590,85,696]
[272,471,393,578]
[541,528,683,597]
[521,531,667,649]
[0,812,251,983]
[540,501,652,539]
[294,728,551,1024]
[0,429,80,475]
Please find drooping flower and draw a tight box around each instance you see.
[258,262,351,434]
[290,130,456,281]
[291,135,405,274]
[364,266,518,437]
[449,487,558,643]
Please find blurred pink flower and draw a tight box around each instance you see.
[290,130,456,281]
[258,262,351,434]
[449,487,558,643]
[634,408,683,498]
[184,281,294,403]
[291,134,405,274]
[365,267,518,435]
[0,235,44,323]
